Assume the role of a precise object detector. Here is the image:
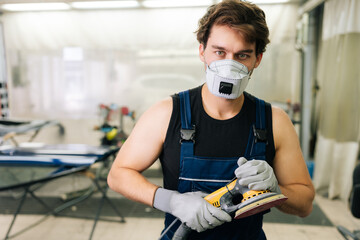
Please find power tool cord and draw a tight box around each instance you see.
[158,217,181,240]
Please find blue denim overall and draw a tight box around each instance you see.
[161,90,268,240]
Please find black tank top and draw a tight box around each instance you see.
[159,85,275,190]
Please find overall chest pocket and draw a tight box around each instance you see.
[178,156,238,194]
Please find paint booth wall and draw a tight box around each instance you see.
[1,4,300,144]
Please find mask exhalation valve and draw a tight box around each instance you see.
[219,82,233,95]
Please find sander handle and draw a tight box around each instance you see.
[172,223,191,240]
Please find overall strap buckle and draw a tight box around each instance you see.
[253,125,267,143]
[180,126,195,143]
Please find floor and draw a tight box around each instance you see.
[1,164,360,240]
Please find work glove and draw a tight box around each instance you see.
[153,188,231,232]
[234,157,281,193]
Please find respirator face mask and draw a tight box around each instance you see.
[205,59,250,99]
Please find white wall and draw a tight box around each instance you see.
[1,4,301,145]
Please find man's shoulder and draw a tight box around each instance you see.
[143,97,173,121]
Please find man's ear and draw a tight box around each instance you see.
[254,53,263,68]
[199,43,205,63]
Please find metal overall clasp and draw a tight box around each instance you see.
[253,125,267,143]
[180,126,195,143]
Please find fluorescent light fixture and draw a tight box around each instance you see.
[71,1,139,9]
[1,3,70,12]
[142,0,214,8]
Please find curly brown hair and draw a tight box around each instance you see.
[196,0,270,55]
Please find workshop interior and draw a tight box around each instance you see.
[0,0,359,239]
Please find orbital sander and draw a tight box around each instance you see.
[172,178,288,239]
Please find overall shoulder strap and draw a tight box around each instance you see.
[255,98,267,141]
[244,97,267,160]
[179,91,192,130]
[178,90,195,158]
[179,91,195,142]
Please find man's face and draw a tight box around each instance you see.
[199,24,262,72]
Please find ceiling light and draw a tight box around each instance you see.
[71,1,139,9]
[142,0,214,8]
[1,3,70,12]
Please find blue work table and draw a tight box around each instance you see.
[0,144,125,240]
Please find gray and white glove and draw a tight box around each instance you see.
[234,157,281,193]
[153,188,231,232]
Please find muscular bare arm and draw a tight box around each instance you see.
[107,97,173,206]
[272,106,315,217]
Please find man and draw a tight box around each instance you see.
[108,0,315,239]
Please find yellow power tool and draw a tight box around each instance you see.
[204,178,287,219]
[172,179,287,240]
